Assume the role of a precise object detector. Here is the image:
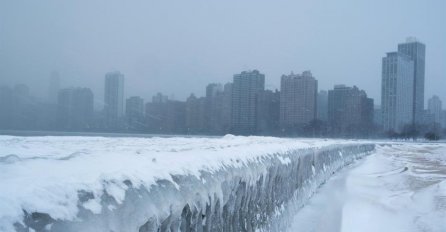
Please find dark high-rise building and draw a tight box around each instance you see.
[126,96,144,130]
[328,85,374,136]
[317,90,328,122]
[280,71,318,131]
[57,88,94,130]
[146,93,168,132]
[256,89,280,134]
[398,38,426,124]
[104,71,124,129]
[231,70,265,135]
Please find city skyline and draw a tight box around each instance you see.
[1,1,445,105]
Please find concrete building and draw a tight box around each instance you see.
[381,52,415,133]
[205,83,224,134]
[398,38,426,124]
[231,70,265,135]
[328,85,374,136]
[317,90,328,122]
[257,89,280,134]
[221,83,233,133]
[104,71,124,129]
[126,96,144,130]
[279,71,318,131]
[57,88,94,130]
[427,95,442,125]
[185,94,206,133]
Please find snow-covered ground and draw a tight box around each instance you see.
[290,143,446,232]
[0,135,368,232]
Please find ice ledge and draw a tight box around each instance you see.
[8,142,374,232]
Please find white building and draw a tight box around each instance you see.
[381,52,414,132]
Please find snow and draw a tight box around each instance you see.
[290,142,446,232]
[0,135,366,231]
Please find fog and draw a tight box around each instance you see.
[1,0,445,104]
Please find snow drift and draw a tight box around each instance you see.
[0,136,374,232]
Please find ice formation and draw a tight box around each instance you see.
[0,135,374,232]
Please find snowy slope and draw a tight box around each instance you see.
[0,135,373,232]
[290,143,446,232]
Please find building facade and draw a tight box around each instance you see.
[317,90,328,122]
[427,95,442,125]
[57,88,94,130]
[398,38,426,124]
[104,71,124,129]
[125,96,144,130]
[381,52,415,132]
[328,85,374,136]
[231,70,265,134]
[279,71,318,131]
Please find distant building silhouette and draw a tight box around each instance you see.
[231,70,265,135]
[185,94,206,133]
[126,96,144,130]
[317,90,328,122]
[104,71,124,129]
[381,52,414,132]
[328,85,374,136]
[57,88,94,130]
[279,71,318,133]
[398,38,426,124]
[257,89,280,134]
[205,83,224,134]
[427,95,442,125]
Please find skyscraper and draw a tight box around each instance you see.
[381,52,414,132]
[205,83,224,133]
[398,38,426,124]
[317,90,328,122]
[231,70,265,135]
[328,85,374,136]
[104,71,124,128]
[279,71,318,131]
[57,88,94,130]
[126,96,144,129]
[427,95,442,124]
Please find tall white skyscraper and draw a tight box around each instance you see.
[398,38,426,124]
[104,71,124,128]
[381,52,414,132]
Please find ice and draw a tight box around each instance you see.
[0,135,374,231]
[290,143,446,232]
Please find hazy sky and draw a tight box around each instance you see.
[1,0,445,106]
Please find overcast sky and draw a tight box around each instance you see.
[1,0,445,106]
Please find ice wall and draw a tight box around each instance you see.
[13,143,374,232]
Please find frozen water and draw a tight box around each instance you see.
[0,135,373,231]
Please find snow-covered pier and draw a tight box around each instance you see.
[0,136,374,232]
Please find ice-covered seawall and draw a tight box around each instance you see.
[0,136,374,232]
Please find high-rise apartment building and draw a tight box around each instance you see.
[231,70,265,134]
[57,88,94,130]
[328,85,374,136]
[398,38,426,124]
[381,52,414,132]
[104,71,124,128]
[317,90,328,122]
[427,95,442,124]
[279,71,318,131]
[126,96,144,129]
